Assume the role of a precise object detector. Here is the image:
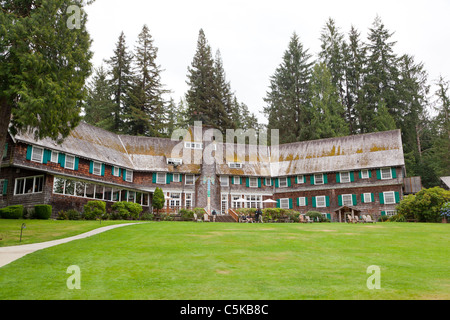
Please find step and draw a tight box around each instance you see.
[214,215,236,223]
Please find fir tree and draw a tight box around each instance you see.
[128,25,167,137]
[105,31,134,133]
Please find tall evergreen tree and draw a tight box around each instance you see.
[0,0,93,161]
[263,33,314,144]
[84,65,115,131]
[128,25,167,136]
[105,31,134,133]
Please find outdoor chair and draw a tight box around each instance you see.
[305,216,313,223]
[347,214,356,223]
[204,213,210,222]
[365,215,375,223]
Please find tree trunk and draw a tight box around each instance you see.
[0,98,12,173]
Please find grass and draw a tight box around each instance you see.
[0,219,137,247]
[0,221,449,300]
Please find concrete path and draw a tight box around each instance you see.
[0,223,141,268]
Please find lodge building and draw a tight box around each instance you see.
[0,122,406,221]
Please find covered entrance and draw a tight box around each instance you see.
[334,206,362,223]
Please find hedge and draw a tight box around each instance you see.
[0,205,24,219]
[84,201,106,220]
[34,205,52,220]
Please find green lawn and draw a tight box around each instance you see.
[0,221,449,300]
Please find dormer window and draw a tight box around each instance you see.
[184,142,203,150]
[167,158,183,166]
[228,162,242,169]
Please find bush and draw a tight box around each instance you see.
[83,201,106,220]
[0,205,24,219]
[34,205,52,220]
[389,214,407,222]
[141,212,155,221]
[179,209,194,221]
[397,187,450,222]
[111,202,143,220]
[306,211,328,222]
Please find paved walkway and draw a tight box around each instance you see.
[0,223,141,268]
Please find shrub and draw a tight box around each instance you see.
[141,212,155,221]
[34,205,52,220]
[389,214,407,222]
[152,188,165,215]
[0,205,24,219]
[179,209,194,221]
[83,201,106,220]
[57,210,68,220]
[111,202,143,220]
[306,211,327,222]
[440,202,450,220]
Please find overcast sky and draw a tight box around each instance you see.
[84,0,450,124]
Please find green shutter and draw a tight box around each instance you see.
[350,171,355,182]
[326,196,330,207]
[352,194,357,206]
[368,170,372,178]
[338,195,343,206]
[289,198,293,209]
[89,161,93,174]
[305,197,308,206]
[395,192,400,204]
[287,177,292,187]
[240,177,243,185]
[376,169,381,180]
[112,167,115,176]
[2,179,8,195]
[295,176,298,184]
[276,199,280,208]
[74,157,79,171]
[166,173,172,184]
[58,153,66,168]
[179,174,183,182]
[358,171,362,179]
[275,178,279,188]
[123,170,127,181]
[258,178,262,188]
[101,163,105,176]
[26,145,33,160]
[246,177,250,187]
[336,172,341,183]
[371,193,375,202]
[324,174,328,184]
[379,193,384,205]
[152,173,157,183]
[296,197,300,206]
[361,194,365,204]
[391,168,397,179]
[326,213,331,220]
[381,211,386,216]
[310,175,315,185]
[312,197,316,208]
[43,149,51,164]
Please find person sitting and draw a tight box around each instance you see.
[246,214,253,223]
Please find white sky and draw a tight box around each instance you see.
[85,0,450,124]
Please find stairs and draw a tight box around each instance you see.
[214,215,236,223]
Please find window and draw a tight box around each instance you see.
[280,198,290,209]
[185,175,195,185]
[265,178,272,186]
[220,176,229,187]
[50,151,58,163]
[340,172,351,183]
[279,177,288,188]
[314,174,324,185]
[249,177,258,188]
[363,193,373,203]
[167,158,183,166]
[169,193,181,207]
[246,195,262,209]
[383,191,396,204]
[233,176,241,185]
[15,176,44,195]
[156,173,166,184]
[185,193,193,208]
[228,162,243,169]
[342,194,353,206]
[125,170,133,183]
[385,210,397,217]
[93,162,102,176]
[316,196,327,208]
[172,173,180,182]
[381,168,392,180]
[31,146,44,163]
[65,155,75,170]
[112,166,120,177]
[297,175,305,184]
[0,179,6,195]
[185,142,203,150]
[298,197,307,207]
[360,170,370,179]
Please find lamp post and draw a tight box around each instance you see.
[20,223,26,243]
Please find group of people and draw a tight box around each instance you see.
[240,208,263,223]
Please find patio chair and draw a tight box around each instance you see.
[305,216,313,223]
[193,213,201,222]
[365,215,375,223]
[204,213,210,222]
[347,214,356,224]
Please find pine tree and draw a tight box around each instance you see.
[263,32,314,144]
[309,62,349,139]
[105,31,134,133]
[84,65,115,131]
[0,0,93,161]
[128,25,167,137]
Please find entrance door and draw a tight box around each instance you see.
[221,194,228,215]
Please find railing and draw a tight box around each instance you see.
[228,208,239,223]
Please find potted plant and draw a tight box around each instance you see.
[440,202,450,223]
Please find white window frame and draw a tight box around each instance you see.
[363,193,373,203]
[228,162,243,169]
[340,172,351,183]
[314,174,324,185]
[14,175,44,195]
[65,155,75,170]
[360,170,370,179]
[381,168,392,180]
[156,173,166,184]
[31,146,44,163]
[125,169,133,183]
[249,177,258,188]
[173,173,180,182]
[265,178,272,186]
[50,151,59,163]
[112,166,120,177]
[385,210,397,217]
[92,161,102,176]
[184,142,203,150]
[233,176,241,185]
[169,192,181,207]
[298,197,307,207]
[279,177,288,188]
[280,198,290,209]
[383,191,396,204]
[167,158,183,166]
[185,193,193,208]
[297,175,305,184]
[220,176,229,187]
[316,195,327,208]
[185,174,195,185]
[342,194,353,206]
